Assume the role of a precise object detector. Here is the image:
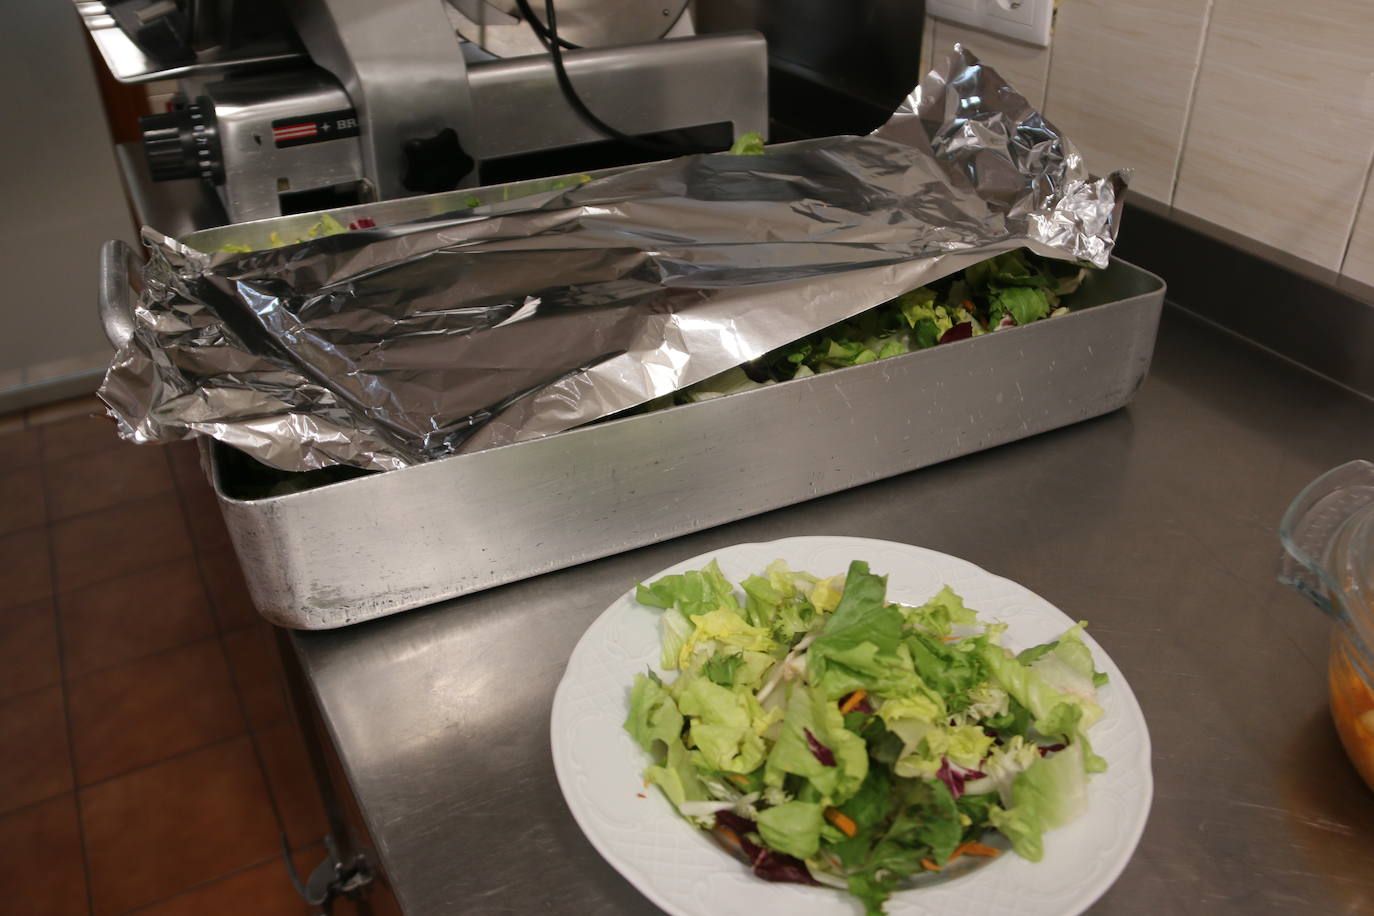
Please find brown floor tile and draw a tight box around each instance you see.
[199,552,259,630]
[0,794,88,916]
[224,625,288,729]
[60,558,216,679]
[68,638,246,785]
[81,736,280,916]
[169,442,232,553]
[0,527,53,610]
[0,426,41,468]
[0,599,61,701]
[181,483,233,552]
[44,444,175,521]
[255,721,327,851]
[165,440,208,491]
[35,409,121,462]
[0,465,45,537]
[0,685,74,815]
[51,493,191,594]
[131,847,331,916]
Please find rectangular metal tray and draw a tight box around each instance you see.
[205,258,1165,628]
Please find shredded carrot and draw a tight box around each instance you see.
[636,793,646,798]
[961,299,975,310]
[947,841,1002,862]
[824,807,858,838]
[839,689,868,714]
[920,858,941,872]
[728,774,750,787]
[717,827,740,846]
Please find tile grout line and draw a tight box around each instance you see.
[65,632,225,692]
[1337,144,1374,278]
[56,548,238,683]
[36,425,99,916]
[61,618,259,685]
[1039,2,1058,117]
[1166,0,1217,210]
[169,451,298,859]
[115,847,320,915]
[74,732,245,795]
[41,472,180,530]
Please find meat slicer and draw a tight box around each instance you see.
[78,0,925,224]
[78,0,775,222]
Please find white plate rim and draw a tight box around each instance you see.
[550,536,1153,916]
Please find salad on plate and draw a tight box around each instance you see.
[623,558,1110,915]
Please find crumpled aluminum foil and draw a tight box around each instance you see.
[100,45,1128,472]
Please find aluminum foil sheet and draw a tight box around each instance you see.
[100,45,1129,472]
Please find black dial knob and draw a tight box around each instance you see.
[140,100,222,184]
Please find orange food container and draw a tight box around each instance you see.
[1280,460,1374,792]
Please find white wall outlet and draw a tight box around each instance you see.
[926,0,1053,48]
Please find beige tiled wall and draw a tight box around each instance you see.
[922,0,1374,291]
[1044,0,1209,206]
[1172,0,1374,271]
[1345,179,1374,290]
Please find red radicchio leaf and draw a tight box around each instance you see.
[804,728,837,767]
[347,217,377,230]
[1038,743,1067,756]
[935,757,986,799]
[714,810,756,837]
[938,321,975,344]
[713,811,818,886]
[751,850,821,885]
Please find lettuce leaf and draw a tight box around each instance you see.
[764,683,868,804]
[729,131,766,155]
[987,741,1090,862]
[887,719,994,778]
[636,560,741,616]
[703,651,743,687]
[677,608,781,673]
[834,777,963,914]
[624,671,683,752]
[658,608,693,671]
[978,641,1104,741]
[1026,622,1110,699]
[756,800,825,859]
[644,739,709,815]
[900,585,977,638]
[676,674,769,773]
[904,630,986,711]
[806,562,909,699]
[990,286,1050,326]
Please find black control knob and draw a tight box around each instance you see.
[401,128,475,194]
[140,100,223,184]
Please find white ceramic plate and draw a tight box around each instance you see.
[550,537,1152,916]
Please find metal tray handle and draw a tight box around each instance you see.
[99,239,143,350]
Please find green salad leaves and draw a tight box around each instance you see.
[662,249,1090,407]
[624,559,1109,915]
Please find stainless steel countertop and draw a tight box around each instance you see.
[290,306,1374,915]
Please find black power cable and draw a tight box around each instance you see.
[511,0,580,50]
[512,0,718,157]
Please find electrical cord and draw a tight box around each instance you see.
[513,0,718,157]
[511,0,580,50]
